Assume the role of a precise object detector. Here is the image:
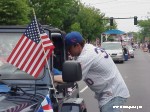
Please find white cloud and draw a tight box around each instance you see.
[81,0,150,32]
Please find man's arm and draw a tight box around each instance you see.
[54,75,64,83]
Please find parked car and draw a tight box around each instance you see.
[101,42,124,63]
[126,45,135,58]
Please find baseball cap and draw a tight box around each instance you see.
[65,31,84,46]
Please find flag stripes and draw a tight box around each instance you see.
[7,18,54,78]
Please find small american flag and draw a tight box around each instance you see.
[7,19,54,78]
[38,94,54,112]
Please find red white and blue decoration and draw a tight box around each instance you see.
[38,94,54,112]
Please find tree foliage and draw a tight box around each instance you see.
[0,0,31,25]
[30,0,79,28]
[29,0,115,41]
[70,22,82,32]
[137,19,150,42]
[0,0,118,42]
[77,5,101,41]
[76,4,117,41]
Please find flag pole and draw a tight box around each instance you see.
[32,8,58,103]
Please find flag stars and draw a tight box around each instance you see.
[24,19,49,44]
[24,20,41,43]
[7,19,54,79]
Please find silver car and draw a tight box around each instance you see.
[126,45,135,58]
[101,42,124,63]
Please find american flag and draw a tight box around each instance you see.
[7,19,54,78]
[38,94,54,112]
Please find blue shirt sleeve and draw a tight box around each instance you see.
[52,68,62,75]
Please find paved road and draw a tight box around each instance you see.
[78,49,150,112]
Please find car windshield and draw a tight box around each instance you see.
[0,33,44,79]
[101,42,122,50]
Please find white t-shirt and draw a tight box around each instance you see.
[76,44,130,107]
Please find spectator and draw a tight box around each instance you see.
[147,42,150,53]
[123,46,128,61]
[65,31,130,112]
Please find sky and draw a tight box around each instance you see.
[81,0,150,32]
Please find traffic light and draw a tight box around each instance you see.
[134,16,138,25]
[110,17,113,26]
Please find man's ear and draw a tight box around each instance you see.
[76,43,80,47]
[76,43,82,51]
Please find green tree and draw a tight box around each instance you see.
[27,0,117,42]
[62,0,80,32]
[29,0,112,42]
[0,0,31,25]
[0,0,117,42]
[77,4,110,42]
[70,22,82,32]
[138,19,150,42]
[30,0,79,28]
